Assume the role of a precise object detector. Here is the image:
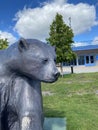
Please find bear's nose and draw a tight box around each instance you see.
[53,71,60,79]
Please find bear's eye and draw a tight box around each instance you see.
[42,58,48,64]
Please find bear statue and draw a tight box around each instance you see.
[0,38,60,130]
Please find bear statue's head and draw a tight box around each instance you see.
[16,38,60,83]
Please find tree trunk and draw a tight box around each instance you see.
[60,63,63,77]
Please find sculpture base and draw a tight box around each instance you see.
[44,118,66,130]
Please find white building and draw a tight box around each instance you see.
[62,45,98,74]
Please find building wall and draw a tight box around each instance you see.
[95,55,98,65]
[58,65,98,74]
[61,49,98,74]
[74,49,98,66]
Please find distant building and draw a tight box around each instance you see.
[72,44,98,66]
[62,45,98,73]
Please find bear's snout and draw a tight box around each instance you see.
[52,71,60,79]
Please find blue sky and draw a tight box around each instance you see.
[0,0,98,46]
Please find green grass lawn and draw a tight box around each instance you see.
[42,72,98,130]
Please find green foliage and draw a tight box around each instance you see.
[47,13,75,63]
[42,72,98,130]
[0,38,9,50]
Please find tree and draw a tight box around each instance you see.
[46,13,75,75]
[0,38,9,50]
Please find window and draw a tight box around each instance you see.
[71,59,77,66]
[86,56,89,64]
[63,59,76,66]
[78,56,85,65]
[90,56,94,63]
[86,55,94,64]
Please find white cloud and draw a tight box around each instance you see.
[92,36,98,45]
[73,42,89,47]
[14,1,98,41]
[0,31,17,45]
[73,36,98,47]
[53,0,67,5]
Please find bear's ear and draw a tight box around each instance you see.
[18,38,29,52]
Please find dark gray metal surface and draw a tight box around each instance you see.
[0,38,59,130]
